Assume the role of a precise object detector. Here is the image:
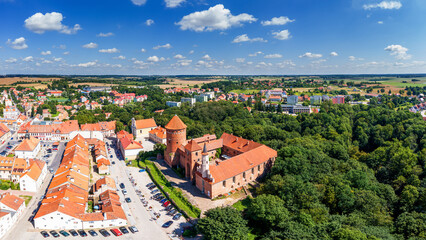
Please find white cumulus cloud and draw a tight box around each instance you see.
[235,58,245,63]
[6,37,28,50]
[97,32,114,37]
[114,55,126,60]
[232,34,267,43]
[249,51,263,57]
[145,19,154,26]
[202,54,212,60]
[25,12,81,34]
[261,16,294,26]
[153,43,172,50]
[41,50,51,55]
[77,61,97,67]
[264,54,282,59]
[83,42,98,49]
[384,44,411,60]
[147,56,165,62]
[5,58,17,63]
[177,4,257,32]
[99,48,119,53]
[349,56,364,61]
[363,1,402,10]
[299,52,322,58]
[131,0,147,6]
[165,0,185,8]
[330,52,338,57]
[22,56,34,62]
[272,30,291,40]
[141,48,146,52]
[174,54,185,59]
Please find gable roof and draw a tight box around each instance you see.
[149,126,166,139]
[0,193,25,211]
[15,136,40,152]
[165,115,186,130]
[184,140,202,152]
[208,144,277,183]
[134,118,157,129]
[21,159,45,181]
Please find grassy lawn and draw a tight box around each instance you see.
[19,195,32,206]
[47,97,69,102]
[7,153,14,157]
[230,89,260,94]
[145,160,201,218]
[232,197,252,211]
[126,159,146,168]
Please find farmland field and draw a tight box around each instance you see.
[229,89,260,94]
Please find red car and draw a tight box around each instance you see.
[111,229,122,236]
[163,201,170,207]
[52,148,58,151]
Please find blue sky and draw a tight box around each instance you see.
[0,0,425,75]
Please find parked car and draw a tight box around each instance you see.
[77,229,87,237]
[157,196,165,201]
[154,193,162,197]
[173,213,183,220]
[125,197,131,203]
[146,182,155,187]
[111,229,122,236]
[151,189,160,194]
[165,205,174,211]
[122,189,127,195]
[119,183,125,189]
[112,161,115,165]
[69,230,78,236]
[162,220,173,228]
[148,185,156,190]
[88,230,98,236]
[168,209,177,215]
[119,226,129,234]
[160,198,167,204]
[49,231,60,238]
[40,231,50,238]
[59,230,70,237]
[110,155,113,158]
[99,229,110,237]
[52,148,58,151]
[129,226,139,233]
[163,201,171,207]
[139,169,146,172]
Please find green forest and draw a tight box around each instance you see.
[70,85,426,239]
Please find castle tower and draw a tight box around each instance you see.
[164,115,187,167]
[201,143,210,178]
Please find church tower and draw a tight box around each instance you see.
[201,143,210,178]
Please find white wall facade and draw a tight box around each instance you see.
[15,142,41,159]
[124,148,143,160]
[34,212,82,230]
[70,131,104,141]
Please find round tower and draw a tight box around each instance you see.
[164,115,187,166]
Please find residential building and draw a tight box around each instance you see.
[131,118,157,139]
[310,95,322,105]
[0,157,29,182]
[287,95,299,105]
[332,95,345,104]
[181,97,196,106]
[195,95,208,103]
[14,137,41,159]
[163,115,277,199]
[3,106,20,119]
[0,193,25,239]
[17,120,80,141]
[117,130,143,161]
[19,159,47,192]
[166,101,181,107]
[149,126,166,144]
[0,123,11,144]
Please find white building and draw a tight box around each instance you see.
[0,193,25,239]
[14,137,41,159]
[117,130,144,161]
[131,118,157,139]
[19,159,47,192]
[181,97,196,106]
[3,106,20,119]
[166,101,181,107]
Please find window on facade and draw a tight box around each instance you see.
[233,176,236,183]
[258,165,261,171]
[251,168,254,174]
[243,172,246,179]
[223,180,226,187]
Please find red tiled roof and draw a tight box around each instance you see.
[165,115,186,130]
[149,126,166,139]
[134,118,157,129]
[0,193,25,210]
[15,137,40,152]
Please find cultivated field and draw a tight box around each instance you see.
[0,77,61,85]
[157,77,224,89]
[70,82,119,87]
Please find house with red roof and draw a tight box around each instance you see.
[117,130,143,160]
[19,159,47,192]
[0,193,25,238]
[149,126,166,144]
[131,118,157,139]
[14,136,41,159]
